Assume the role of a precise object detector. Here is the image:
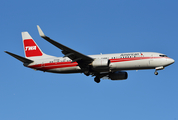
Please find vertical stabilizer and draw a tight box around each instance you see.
[22,32,43,58]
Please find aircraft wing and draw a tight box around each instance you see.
[37,25,94,64]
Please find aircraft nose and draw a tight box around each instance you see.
[171,58,175,63]
[167,58,175,65]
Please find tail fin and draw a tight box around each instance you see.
[22,32,43,58]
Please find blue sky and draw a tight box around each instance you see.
[1,0,178,120]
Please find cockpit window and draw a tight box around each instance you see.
[159,55,167,57]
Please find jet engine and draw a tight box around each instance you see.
[91,59,110,68]
[109,71,128,80]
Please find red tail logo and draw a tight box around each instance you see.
[23,39,43,57]
[25,46,36,51]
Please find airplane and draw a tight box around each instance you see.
[5,25,175,83]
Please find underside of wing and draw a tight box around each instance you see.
[37,25,94,67]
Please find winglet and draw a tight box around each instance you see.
[37,25,45,37]
[36,25,94,63]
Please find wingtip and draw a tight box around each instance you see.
[4,51,9,54]
[37,25,45,37]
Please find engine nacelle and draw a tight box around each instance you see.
[92,59,110,68]
[109,71,128,80]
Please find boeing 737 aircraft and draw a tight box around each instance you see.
[5,25,175,83]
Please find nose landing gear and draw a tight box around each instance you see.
[154,71,158,75]
[154,66,164,75]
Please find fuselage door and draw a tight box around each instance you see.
[149,54,154,66]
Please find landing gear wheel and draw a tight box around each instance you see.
[84,71,90,76]
[154,71,158,75]
[94,77,100,83]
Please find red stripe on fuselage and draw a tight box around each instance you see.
[29,61,78,71]
[28,57,164,71]
[110,57,151,63]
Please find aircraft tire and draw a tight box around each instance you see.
[84,71,90,76]
[154,71,158,75]
[94,77,100,83]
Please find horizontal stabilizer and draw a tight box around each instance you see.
[5,51,33,63]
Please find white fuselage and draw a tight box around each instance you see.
[27,52,174,73]
[5,27,175,83]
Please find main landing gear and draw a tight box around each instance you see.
[84,71,90,76]
[83,71,101,83]
[94,77,100,83]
